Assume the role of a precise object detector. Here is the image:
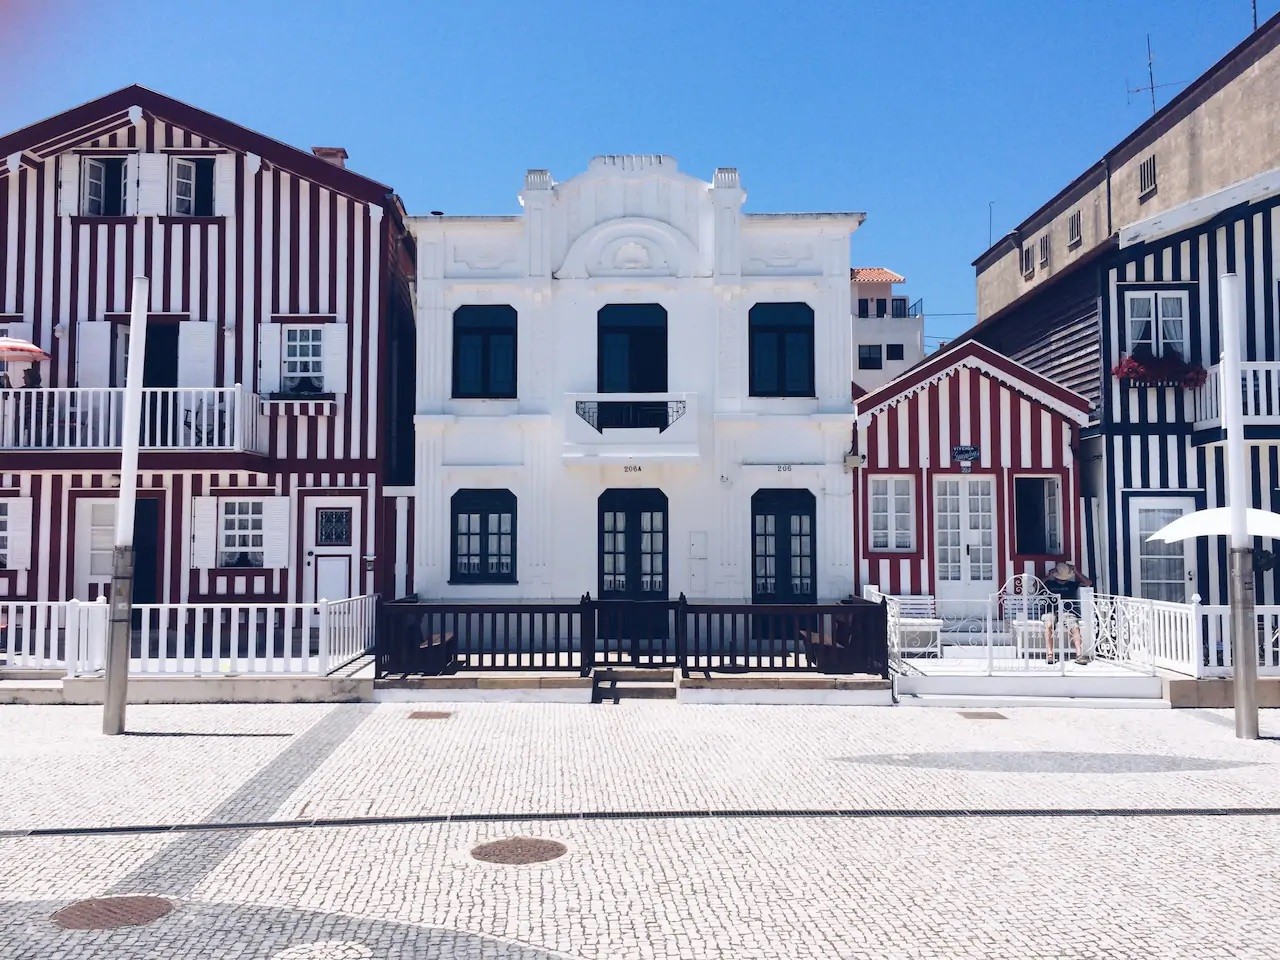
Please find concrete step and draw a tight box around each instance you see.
[896,693,1170,710]
[595,667,675,683]
[0,667,66,681]
[0,679,66,705]
[595,680,678,702]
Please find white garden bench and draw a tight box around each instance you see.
[894,595,945,658]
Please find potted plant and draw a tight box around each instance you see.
[1111,346,1207,389]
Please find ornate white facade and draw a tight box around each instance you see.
[409,156,863,602]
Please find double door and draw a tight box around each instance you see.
[934,476,997,602]
[597,488,671,658]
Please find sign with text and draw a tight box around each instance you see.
[952,445,980,474]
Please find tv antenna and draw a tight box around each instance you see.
[1126,34,1190,115]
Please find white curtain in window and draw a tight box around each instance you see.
[1127,295,1153,350]
[1159,295,1185,355]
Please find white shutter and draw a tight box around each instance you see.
[136,153,169,216]
[190,496,218,569]
[76,322,114,387]
[262,497,291,569]
[123,153,139,216]
[0,320,33,344]
[213,153,236,217]
[57,155,80,216]
[258,323,282,394]
[177,320,217,387]
[5,497,33,571]
[322,322,349,394]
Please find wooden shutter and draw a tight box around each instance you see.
[4,497,33,571]
[261,497,291,568]
[76,322,114,387]
[322,322,349,394]
[190,496,218,568]
[136,153,169,216]
[258,323,282,394]
[123,153,140,216]
[177,320,217,387]
[57,155,80,216]
[213,153,236,217]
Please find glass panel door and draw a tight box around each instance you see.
[1131,498,1196,602]
[751,489,816,603]
[934,476,999,601]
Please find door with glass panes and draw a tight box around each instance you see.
[751,489,816,604]
[933,476,997,602]
[598,489,670,653]
[1130,497,1196,601]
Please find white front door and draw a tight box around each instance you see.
[1130,496,1197,601]
[934,476,998,602]
[74,499,117,601]
[302,496,360,602]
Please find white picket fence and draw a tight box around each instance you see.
[2,596,377,677]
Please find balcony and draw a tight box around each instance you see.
[1190,362,1280,441]
[0,386,268,454]
[563,392,699,462]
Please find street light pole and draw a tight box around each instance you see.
[1220,272,1260,740]
[103,276,149,736]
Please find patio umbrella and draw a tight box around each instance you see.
[1145,507,1280,543]
[0,336,50,363]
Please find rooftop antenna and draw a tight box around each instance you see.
[1126,34,1190,115]
[1254,0,1259,31]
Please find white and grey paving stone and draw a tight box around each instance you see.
[0,702,1276,958]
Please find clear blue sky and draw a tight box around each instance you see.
[1,0,1274,341]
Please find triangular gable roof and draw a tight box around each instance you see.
[855,340,1092,428]
[0,85,392,206]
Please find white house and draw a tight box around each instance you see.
[408,156,863,607]
[850,267,925,394]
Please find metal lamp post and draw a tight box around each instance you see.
[102,276,149,736]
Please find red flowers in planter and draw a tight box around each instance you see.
[1112,347,1207,389]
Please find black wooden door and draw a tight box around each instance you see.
[597,488,672,661]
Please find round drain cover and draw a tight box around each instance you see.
[51,895,173,930]
[470,837,567,865]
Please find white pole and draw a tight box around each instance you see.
[103,276,149,736]
[1220,272,1259,740]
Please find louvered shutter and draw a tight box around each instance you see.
[136,153,169,216]
[76,323,114,387]
[4,498,33,571]
[190,496,219,568]
[177,320,217,387]
[261,497,291,568]
[258,323,282,394]
[58,155,81,216]
[213,153,236,217]
[322,322,349,394]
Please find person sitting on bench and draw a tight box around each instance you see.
[1042,561,1091,665]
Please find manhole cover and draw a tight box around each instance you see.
[470,837,567,865]
[408,711,452,720]
[959,711,1008,720]
[51,895,173,930]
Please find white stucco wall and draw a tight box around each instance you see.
[409,156,863,602]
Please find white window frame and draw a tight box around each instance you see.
[82,159,106,216]
[1038,235,1050,268]
[218,499,265,569]
[1139,154,1157,199]
[1123,290,1189,357]
[282,325,325,395]
[1021,245,1035,279]
[172,158,197,216]
[870,475,915,552]
[0,501,8,569]
[1068,209,1082,248]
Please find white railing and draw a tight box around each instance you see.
[0,385,267,453]
[323,594,378,671]
[1086,592,1194,674]
[1192,362,1280,430]
[1197,605,1280,678]
[1,599,107,672]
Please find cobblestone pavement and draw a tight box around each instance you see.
[0,703,1277,958]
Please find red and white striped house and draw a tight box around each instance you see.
[0,86,416,606]
[853,341,1091,599]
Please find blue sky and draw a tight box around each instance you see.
[1,0,1274,341]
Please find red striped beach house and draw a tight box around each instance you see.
[853,341,1092,599]
[0,86,416,606]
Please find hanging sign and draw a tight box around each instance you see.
[952,445,980,474]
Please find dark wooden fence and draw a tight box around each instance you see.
[377,595,888,679]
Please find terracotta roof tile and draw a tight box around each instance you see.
[850,267,906,284]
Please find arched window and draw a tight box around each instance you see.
[749,302,814,397]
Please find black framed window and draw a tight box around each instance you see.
[858,345,883,370]
[749,302,814,397]
[875,298,887,318]
[856,298,870,319]
[453,305,516,399]
[450,489,516,584]
[886,343,904,361]
[598,304,667,393]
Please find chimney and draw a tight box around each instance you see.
[312,146,349,169]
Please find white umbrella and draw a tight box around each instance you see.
[0,336,50,363]
[1146,507,1280,543]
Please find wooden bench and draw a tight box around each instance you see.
[893,595,944,658]
[417,631,456,674]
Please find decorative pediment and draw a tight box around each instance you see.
[555,217,698,280]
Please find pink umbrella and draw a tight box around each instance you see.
[0,337,50,363]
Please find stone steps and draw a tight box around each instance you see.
[593,667,678,702]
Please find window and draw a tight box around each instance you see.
[171,157,215,216]
[1068,209,1082,248]
[749,302,814,397]
[870,477,914,551]
[219,501,265,568]
[81,157,127,216]
[875,298,887,318]
[450,489,516,583]
[886,343,905,362]
[1021,245,1035,279]
[453,305,517,398]
[1038,235,1050,268]
[1125,291,1188,358]
[1139,154,1157,199]
[598,304,667,393]
[857,298,870,319]
[858,344,883,370]
[316,508,352,547]
[0,501,7,568]
[1014,477,1063,555]
[891,297,908,318]
[282,327,325,395]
